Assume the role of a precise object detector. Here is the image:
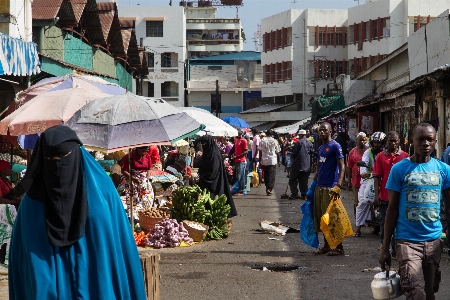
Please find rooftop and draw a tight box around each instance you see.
[239,102,298,114]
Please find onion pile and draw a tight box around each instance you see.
[144,218,194,248]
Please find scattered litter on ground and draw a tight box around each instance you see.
[259,220,300,235]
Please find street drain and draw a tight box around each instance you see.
[248,263,300,272]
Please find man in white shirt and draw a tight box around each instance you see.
[258,130,281,196]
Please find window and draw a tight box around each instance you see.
[147,53,154,68]
[161,53,171,67]
[146,21,163,37]
[335,61,343,77]
[161,81,179,97]
[148,82,154,97]
[208,66,222,70]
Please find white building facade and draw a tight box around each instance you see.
[184,3,243,58]
[261,0,450,107]
[119,6,186,107]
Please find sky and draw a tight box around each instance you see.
[116,0,364,51]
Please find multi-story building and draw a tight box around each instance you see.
[186,51,262,117]
[119,6,186,107]
[184,1,243,58]
[261,0,450,109]
[261,9,348,109]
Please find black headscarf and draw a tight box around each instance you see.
[197,135,237,218]
[18,126,87,247]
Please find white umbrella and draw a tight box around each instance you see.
[180,107,238,137]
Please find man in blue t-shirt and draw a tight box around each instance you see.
[306,122,345,256]
[380,123,450,299]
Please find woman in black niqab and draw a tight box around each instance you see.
[18,125,87,247]
[197,135,237,217]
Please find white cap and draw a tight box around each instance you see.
[298,129,306,135]
[260,132,266,136]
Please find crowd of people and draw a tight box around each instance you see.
[318,121,450,300]
[1,120,449,299]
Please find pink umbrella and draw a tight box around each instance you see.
[0,87,108,136]
[16,74,125,106]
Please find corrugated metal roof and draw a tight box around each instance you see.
[82,0,105,45]
[189,51,261,61]
[32,0,63,20]
[239,103,298,114]
[57,0,88,27]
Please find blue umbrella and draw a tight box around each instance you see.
[221,116,249,128]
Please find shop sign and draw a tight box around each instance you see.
[148,74,168,80]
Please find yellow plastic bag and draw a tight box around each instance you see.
[251,171,259,185]
[320,194,353,249]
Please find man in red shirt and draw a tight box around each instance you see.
[346,132,368,222]
[372,131,409,257]
[231,129,248,196]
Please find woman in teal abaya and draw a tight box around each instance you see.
[8,126,146,300]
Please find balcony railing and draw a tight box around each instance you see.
[187,18,240,24]
[188,40,240,45]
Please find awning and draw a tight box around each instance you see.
[273,117,311,134]
[254,121,277,132]
[246,121,277,132]
[0,33,40,76]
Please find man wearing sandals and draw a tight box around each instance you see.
[306,122,345,256]
[380,123,450,299]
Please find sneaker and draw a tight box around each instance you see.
[288,194,301,200]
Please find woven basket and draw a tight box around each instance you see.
[182,220,209,242]
[139,214,164,233]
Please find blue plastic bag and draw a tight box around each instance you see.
[231,181,239,194]
[300,199,319,248]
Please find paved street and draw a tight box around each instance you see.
[141,167,450,300]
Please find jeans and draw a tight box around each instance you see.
[235,162,247,193]
[288,168,309,197]
[380,201,396,255]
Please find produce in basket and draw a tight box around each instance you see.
[182,220,209,242]
[139,207,171,218]
[143,218,194,248]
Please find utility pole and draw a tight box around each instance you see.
[215,80,219,117]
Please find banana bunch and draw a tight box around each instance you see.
[171,185,211,224]
[171,185,231,240]
[204,194,231,240]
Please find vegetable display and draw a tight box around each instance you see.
[134,231,146,246]
[171,185,230,240]
[139,207,171,218]
[143,218,194,248]
[204,194,230,240]
[171,186,210,224]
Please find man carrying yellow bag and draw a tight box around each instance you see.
[320,186,354,249]
[306,122,349,256]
